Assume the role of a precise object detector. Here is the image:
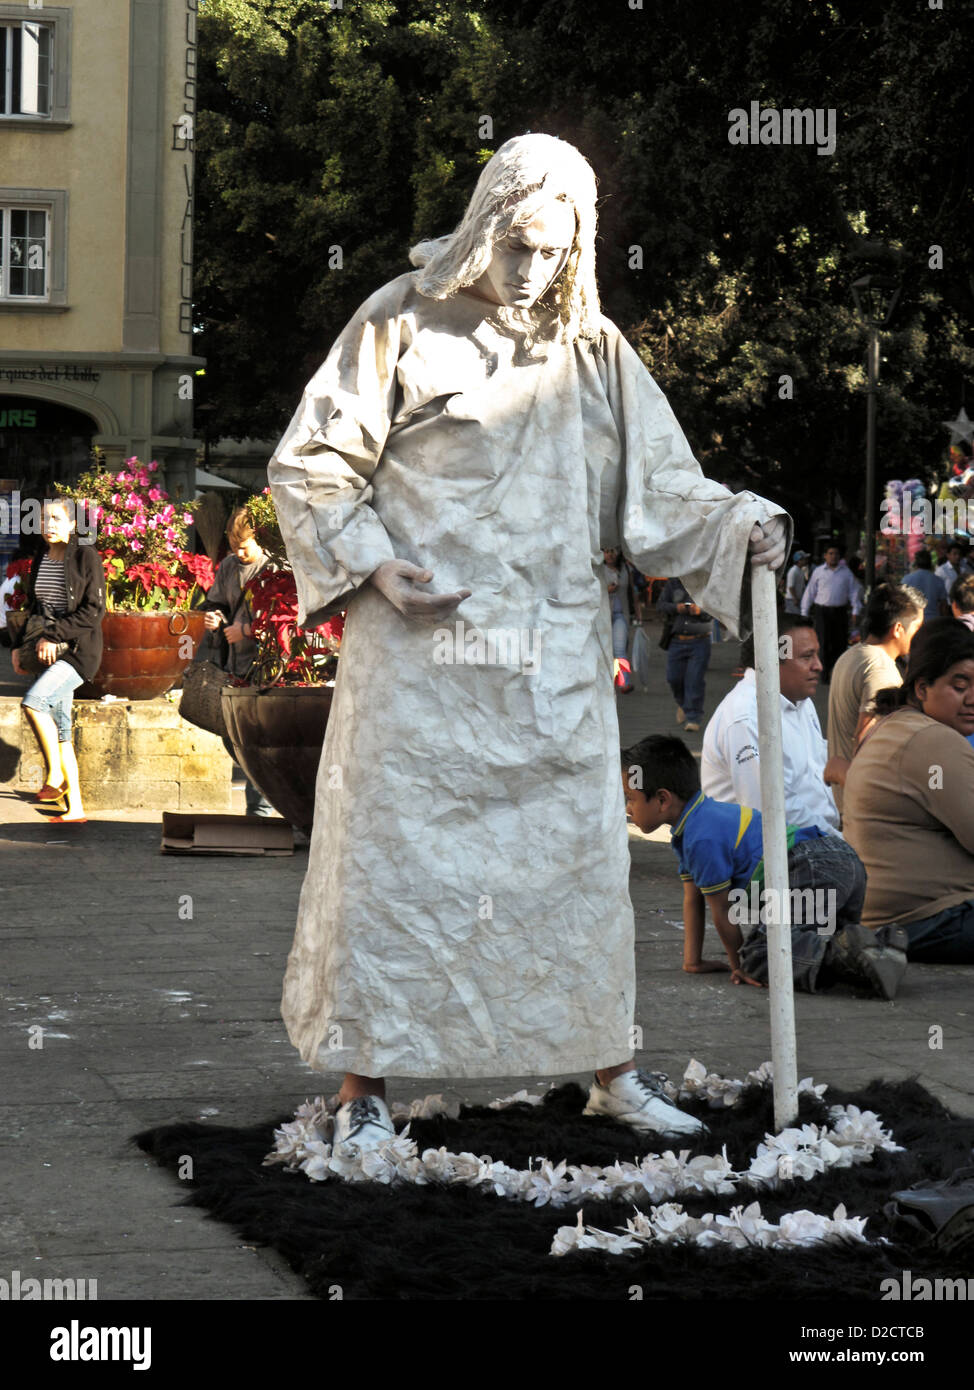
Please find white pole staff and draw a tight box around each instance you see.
[751,560,798,1131]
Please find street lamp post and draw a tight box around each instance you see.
[851,276,900,592]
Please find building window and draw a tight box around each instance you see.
[1,205,48,297]
[0,19,52,116]
[0,5,70,126]
[0,189,67,309]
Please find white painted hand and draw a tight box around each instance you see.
[748,516,788,570]
[369,559,471,619]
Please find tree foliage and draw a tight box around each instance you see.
[195,0,974,544]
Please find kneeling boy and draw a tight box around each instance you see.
[622,735,907,999]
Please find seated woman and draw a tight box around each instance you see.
[843,618,974,962]
[11,496,105,823]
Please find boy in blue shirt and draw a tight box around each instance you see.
[621,735,908,999]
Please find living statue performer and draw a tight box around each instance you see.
[269,134,789,1154]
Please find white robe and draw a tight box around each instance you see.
[269,272,786,1078]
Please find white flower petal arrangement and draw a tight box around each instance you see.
[262,1059,901,1257]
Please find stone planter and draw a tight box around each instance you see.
[221,683,333,835]
[82,610,207,701]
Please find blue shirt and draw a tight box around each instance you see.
[901,569,947,622]
[670,792,822,896]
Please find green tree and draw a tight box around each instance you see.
[195,0,974,551]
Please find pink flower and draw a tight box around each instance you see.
[148,488,162,502]
[182,512,193,525]
[135,516,147,532]
[165,527,177,543]
[130,539,142,551]
[120,523,135,539]
[126,494,139,510]
[148,461,159,472]
[117,472,130,484]
[111,492,121,506]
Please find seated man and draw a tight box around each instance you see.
[701,609,840,835]
[622,735,907,998]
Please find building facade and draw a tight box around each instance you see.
[0,0,203,543]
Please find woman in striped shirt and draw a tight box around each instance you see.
[11,497,105,822]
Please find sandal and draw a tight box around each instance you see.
[35,780,68,802]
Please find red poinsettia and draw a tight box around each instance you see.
[244,564,343,686]
[3,557,33,611]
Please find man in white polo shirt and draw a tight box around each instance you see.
[701,611,840,835]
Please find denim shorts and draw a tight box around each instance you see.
[22,659,84,741]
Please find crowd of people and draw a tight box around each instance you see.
[622,539,974,1001]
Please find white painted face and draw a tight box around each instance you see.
[472,199,576,310]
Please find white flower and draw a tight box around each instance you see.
[550,1210,586,1256]
[564,1165,613,1203]
[525,1158,571,1208]
[449,1151,491,1185]
[298,1141,332,1183]
[488,1087,550,1109]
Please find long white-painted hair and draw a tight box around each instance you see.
[410,133,601,342]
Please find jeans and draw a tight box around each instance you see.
[611,612,629,661]
[22,659,83,742]
[665,637,710,723]
[739,835,867,992]
[221,735,274,817]
[901,899,974,964]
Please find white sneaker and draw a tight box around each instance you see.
[584,1069,707,1137]
[684,722,700,733]
[676,706,686,725]
[333,1095,395,1156]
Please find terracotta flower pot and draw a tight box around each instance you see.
[82,610,207,700]
[221,684,333,835]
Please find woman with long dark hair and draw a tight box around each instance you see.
[843,618,974,961]
[10,497,105,823]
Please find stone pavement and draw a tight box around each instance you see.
[1,631,971,1301]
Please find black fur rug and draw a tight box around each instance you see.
[134,1078,974,1301]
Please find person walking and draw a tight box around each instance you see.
[203,507,274,817]
[800,545,860,682]
[784,549,810,614]
[657,576,712,732]
[10,497,105,823]
[604,547,647,692]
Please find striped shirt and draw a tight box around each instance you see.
[35,556,69,615]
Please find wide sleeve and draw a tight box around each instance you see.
[599,325,791,638]
[267,284,403,627]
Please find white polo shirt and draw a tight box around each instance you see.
[700,668,841,835]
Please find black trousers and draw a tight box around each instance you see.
[811,603,849,681]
